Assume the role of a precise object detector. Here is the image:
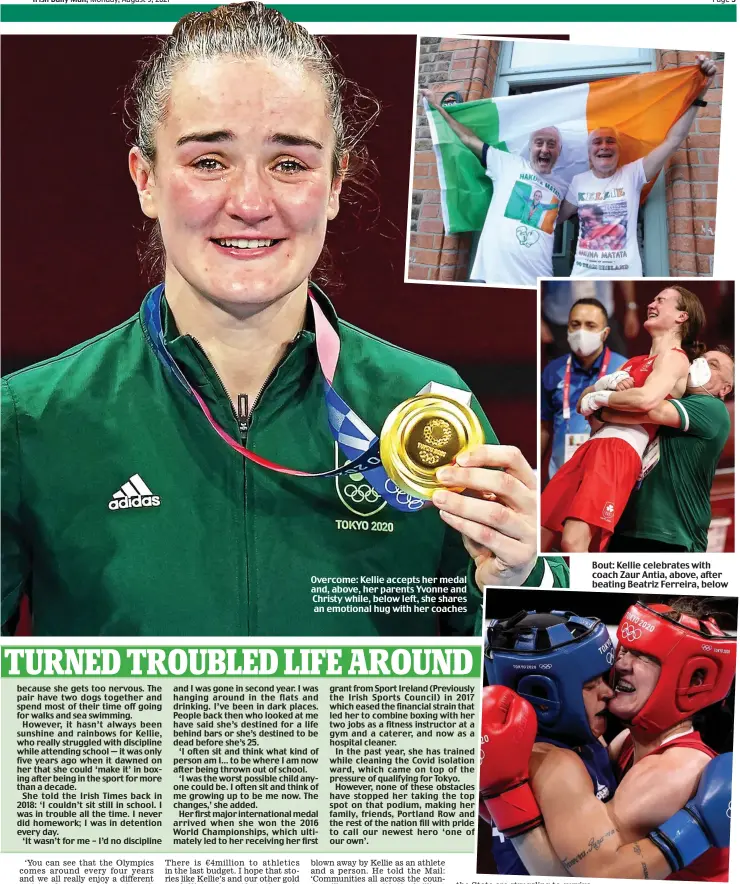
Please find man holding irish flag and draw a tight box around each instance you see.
[560,55,717,277]
[422,88,568,286]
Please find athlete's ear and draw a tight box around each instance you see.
[327,153,348,221]
[129,147,158,220]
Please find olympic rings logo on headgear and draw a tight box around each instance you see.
[621,623,643,642]
[727,801,731,820]
[539,663,553,670]
[606,651,615,665]
[702,644,713,651]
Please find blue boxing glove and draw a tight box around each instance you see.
[648,753,732,873]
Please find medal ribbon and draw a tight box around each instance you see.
[142,285,425,512]
[562,347,611,421]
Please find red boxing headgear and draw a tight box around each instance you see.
[617,602,736,735]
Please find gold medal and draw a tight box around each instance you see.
[379,394,485,499]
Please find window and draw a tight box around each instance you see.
[503,42,652,80]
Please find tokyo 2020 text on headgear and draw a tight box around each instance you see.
[617,601,736,735]
[485,610,614,746]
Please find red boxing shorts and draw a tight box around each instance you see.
[541,437,642,551]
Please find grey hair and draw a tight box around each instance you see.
[528,126,562,151]
[587,126,620,147]
[125,2,379,281]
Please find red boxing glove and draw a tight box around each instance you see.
[479,685,542,837]
[478,797,493,825]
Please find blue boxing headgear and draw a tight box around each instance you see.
[485,610,614,746]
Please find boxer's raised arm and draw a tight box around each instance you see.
[600,401,682,428]
[510,824,566,876]
[610,747,709,834]
[516,748,673,878]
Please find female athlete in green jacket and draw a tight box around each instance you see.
[2,3,567,637]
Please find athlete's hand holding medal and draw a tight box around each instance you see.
[377,392,539,588]
[431,446,539,588]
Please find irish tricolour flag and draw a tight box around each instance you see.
[426,66,707,234]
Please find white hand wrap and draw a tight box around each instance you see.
[593,370,630,392]
[579,390,612,417]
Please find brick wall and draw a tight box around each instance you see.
[409,38,499,281]
[658,50,722,276]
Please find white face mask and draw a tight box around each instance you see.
[568,329,604,358]
[688,357,712,389]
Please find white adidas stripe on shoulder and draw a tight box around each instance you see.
[671,399,690,432]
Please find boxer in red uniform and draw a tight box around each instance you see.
[479,600,735,879]
[541,286,705,552]
[608,601,734,881]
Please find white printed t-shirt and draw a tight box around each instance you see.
[567,159,647,277]
[470,145,567,286]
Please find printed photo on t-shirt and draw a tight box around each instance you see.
[574,194,631,272]
[504,179,560,235]
[578,201,629,253]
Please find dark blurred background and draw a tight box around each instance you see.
[1,35,537,462]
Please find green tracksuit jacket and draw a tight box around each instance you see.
[2,288,567,636]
